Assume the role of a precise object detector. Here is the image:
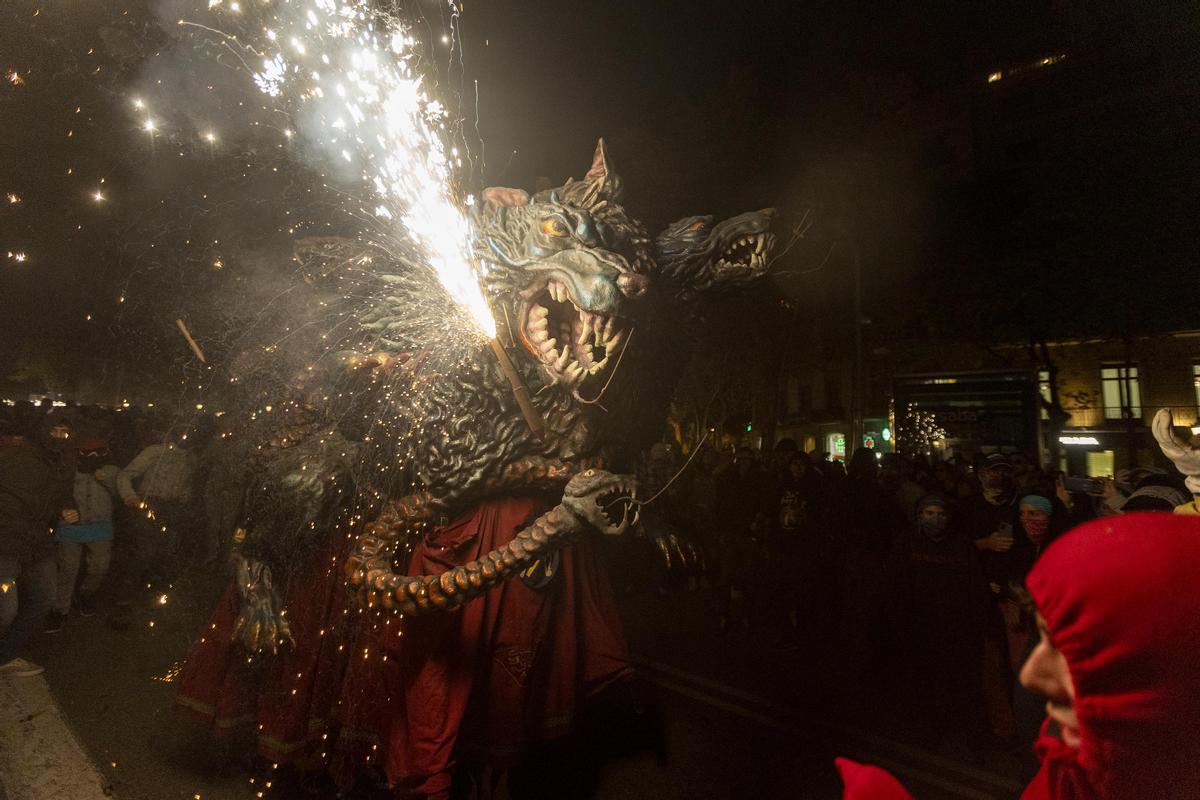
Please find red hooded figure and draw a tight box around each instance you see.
[840,513,1200,800]
[1021,513,1200,800]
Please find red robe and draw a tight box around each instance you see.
[175,494,631,798]
[384,494,632,798]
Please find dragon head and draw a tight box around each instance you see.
[473,140,653,392]
[560,468,639,537]
[654,208,777,297]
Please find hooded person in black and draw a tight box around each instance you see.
[884,494,989,748]
[0,416,78,675]
[837,448,906,681]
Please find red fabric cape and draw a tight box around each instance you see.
[175,494,632,797]
[383,494,632,798]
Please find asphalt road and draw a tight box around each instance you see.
[14,559,1027,800]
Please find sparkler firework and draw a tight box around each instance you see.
[186,0,495,339]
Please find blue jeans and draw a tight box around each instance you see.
[0,554,57,663]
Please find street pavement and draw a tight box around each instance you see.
[4,557,1028,800]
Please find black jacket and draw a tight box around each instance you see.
[0,440,76,562]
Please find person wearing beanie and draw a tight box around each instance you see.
[883,493,989,749]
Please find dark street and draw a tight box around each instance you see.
[11,566,1024,800]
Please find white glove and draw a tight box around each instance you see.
[1152,409,1200,495]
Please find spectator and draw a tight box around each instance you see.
[840,513,1200,800]
[116,425,197,601]
[1017,513,1200,798]
[884,494,988,749]
[880,454,924,522]
[963,453,1020,737]
[45,437,119,633]
[684,445,722,585]
[767,452,821,649]
[836,448,904,682]
[714,446,770,630]
[0,416,79,676]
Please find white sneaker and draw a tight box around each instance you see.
[0,657,44,677]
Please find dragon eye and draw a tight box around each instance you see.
[541,217,570,237]
[686,220,709,233]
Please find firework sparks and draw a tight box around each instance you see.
[185,0,495,339]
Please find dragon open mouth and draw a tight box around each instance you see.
[520,278,628,387]
[718,232,775,273]
[597,485,639,528]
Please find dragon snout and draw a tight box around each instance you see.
[617,272,650,299]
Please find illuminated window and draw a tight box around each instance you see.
[1194,363,1200,413]
[1086,450,1114,478]
[1101,365,1141,420]
[1038,370,1052,421]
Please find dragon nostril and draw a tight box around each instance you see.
[617,273,649,298]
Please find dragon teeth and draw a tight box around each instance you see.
[531,304,548,319]
[576,313,592,345]
[555,345,571,370]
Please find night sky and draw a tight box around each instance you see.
[2,1,1198,402]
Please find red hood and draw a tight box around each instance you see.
[1023,513,1200,800]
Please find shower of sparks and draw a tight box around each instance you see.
[8,252,28,263]
[5,193,19,204]
[93,190,106,202]
[152,662,182,686]
[186,0,495,339]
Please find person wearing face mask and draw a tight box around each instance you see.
[0,416,79,676]
[839,512,1200,800]
[883,495,989,750]
[44,438,120,633]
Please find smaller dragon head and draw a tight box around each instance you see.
[654,208,777,297]
[560,468,639,537]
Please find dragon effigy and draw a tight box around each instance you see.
[176,140,776,797]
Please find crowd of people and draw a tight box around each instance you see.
[634,435,1195,759]
[2,396,1199,798]
[0,399,246,676]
